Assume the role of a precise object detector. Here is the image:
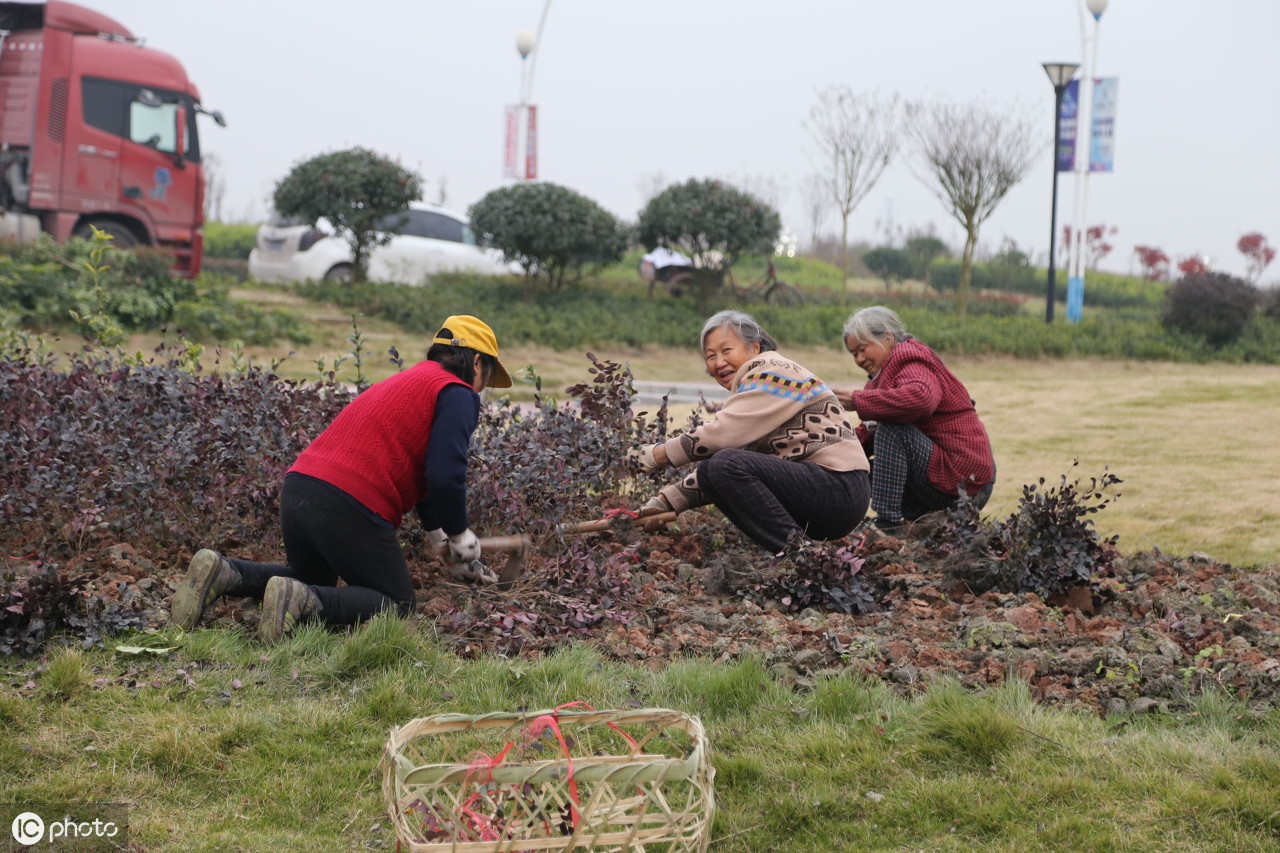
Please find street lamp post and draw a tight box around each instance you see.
[515,30,535,181]
[1066,0,1110,319]
[1042,61,1080,324]
[505,1,551,182]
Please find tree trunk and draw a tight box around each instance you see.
[691,269,722,316]
[957,222,978,318]
[352,240,369,283]
[840,213,851,308]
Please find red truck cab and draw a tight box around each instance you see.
[0,0,223,275]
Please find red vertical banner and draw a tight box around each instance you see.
[503,105,518,178]
[525,105,538,180]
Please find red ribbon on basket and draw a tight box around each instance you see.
[455,702,643,840]
[457,741,517,841]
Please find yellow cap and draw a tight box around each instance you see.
[432,315,512,388]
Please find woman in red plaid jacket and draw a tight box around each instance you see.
[835,306,995,532]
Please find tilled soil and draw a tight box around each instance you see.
[86,513,1280,715]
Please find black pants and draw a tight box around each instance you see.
[695,449,870,553]
[228,475,416,627]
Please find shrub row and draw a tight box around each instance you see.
[0,336,349,561]
[295,277,1024,352]
[929,259,1167,310]
[297,276,1280,364]
[0,337,669,653]
[0,338,660,563]
[614,250,848,294]
[0,234,308,345]
[0,337,655,566]
[203,221,258,260]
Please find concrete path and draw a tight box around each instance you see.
[632,380,728,406]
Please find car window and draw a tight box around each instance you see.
[420,212,467,244]
[376,211,416,236]
[372,209,477,244]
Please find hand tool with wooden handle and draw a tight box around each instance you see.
[436,534,531,591]
[557,511,678,536]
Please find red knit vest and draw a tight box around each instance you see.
[288,361,471,527]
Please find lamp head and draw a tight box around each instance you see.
[1085,0,1109,21]
[1042,62,1081,89]
[516,29,536,59]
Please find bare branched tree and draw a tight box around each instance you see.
[636,171,668,206]
[907,98,1039,315]
[804,86,901,299]
[723,171,787,214]
[202,152,227,223]
[798,173,828,253]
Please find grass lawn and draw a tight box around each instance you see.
[3,619,1278,852]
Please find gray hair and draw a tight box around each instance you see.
[843,306,912,345]
[700,310,778,352]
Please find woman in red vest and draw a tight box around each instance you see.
[170,315,512,644]
[836,306,995,532]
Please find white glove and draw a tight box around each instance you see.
[447,529,480,563]
[638,494,673,516]
[638,494,675,531]
[426,528,448,550]
[448,559,499,584]
[627,445,659,473]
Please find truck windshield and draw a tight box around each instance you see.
[130,94,181,154]
[82,77,199,160]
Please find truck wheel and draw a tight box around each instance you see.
[323,264,354,284]
[74,220,138,249]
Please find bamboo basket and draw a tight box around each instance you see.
[382,707,714,853]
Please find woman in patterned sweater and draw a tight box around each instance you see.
[631,310,870,553]
[835,306,995,531]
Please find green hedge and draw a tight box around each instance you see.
[296,275,1280,364]
[929,259,1166,310]
[203,221,259,259]
[606,250,847,294]
[0,234,307,345]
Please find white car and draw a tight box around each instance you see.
[247,202,514,284]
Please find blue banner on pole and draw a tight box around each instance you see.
[1057,78,1079,173]
[1089,77,1119,173]
[1067,276,1084,323]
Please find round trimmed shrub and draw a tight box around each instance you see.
[469,182,628,289]
[1161,271,1258,347]
[1260,287,1280,322]
[636,178,780,275]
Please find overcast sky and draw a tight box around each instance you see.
[91,0,1279,281]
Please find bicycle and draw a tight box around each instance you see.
[725,257,805,306]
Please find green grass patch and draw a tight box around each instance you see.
[3,628,1277,851]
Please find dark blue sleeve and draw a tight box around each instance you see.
[414,384,480,536]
